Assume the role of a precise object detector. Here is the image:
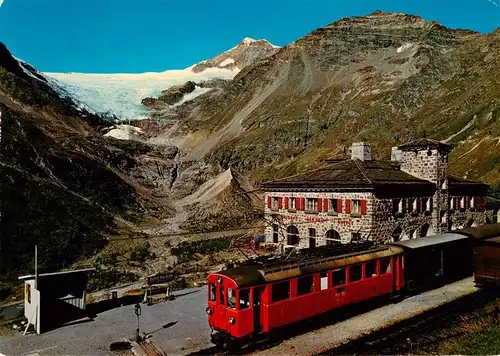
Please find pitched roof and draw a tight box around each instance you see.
[398,138,451,152]
[448,174,489,195]
[262,159,436,197]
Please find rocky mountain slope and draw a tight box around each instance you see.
[149,12,500,185]
[0,41,263,284]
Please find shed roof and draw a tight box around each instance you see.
[18,268,95,281]
[388,233,467,250]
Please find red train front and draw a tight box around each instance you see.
[206,245,404,349]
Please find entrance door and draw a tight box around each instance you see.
[253,286,264,334]
[309,237,316,248]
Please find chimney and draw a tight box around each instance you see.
[391,147,402,162]
[350,142,372,161]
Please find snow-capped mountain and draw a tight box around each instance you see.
[42,38,280,121]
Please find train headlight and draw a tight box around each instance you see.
[206,307,212,315]
[228,317,235,324]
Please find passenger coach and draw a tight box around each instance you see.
[206,245,404,348]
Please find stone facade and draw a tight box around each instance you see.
[263,139,491,249]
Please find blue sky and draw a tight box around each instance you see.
[0,0,498,73]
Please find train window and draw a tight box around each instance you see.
[332,268,346,286]
[209,283,216,301]
[320,272,328,290]
[297,275,314,296]
[272,281,290,303]
[219,285,225,305]
[239,289,250,309]
[366,261,377,277]
[228,289,236,309]
[349,265,362,282]
[380,259,391,274]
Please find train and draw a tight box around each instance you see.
[205,224,500,349]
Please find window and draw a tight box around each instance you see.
[306,198,318,211]
[219,285,225,305]
[449,197,455,210]
[290,197,297,210]
[332,268,346,286]
[297,275,314,296]
[239,289,250,309]
[380,259,391,274]
[349,265,362,282]
[309,228,316,249]
[287,226,300,245]
[272,197,279,209]
[272,281,290,303]
[351,200,361,214]
[460,197,465,209]
[408,198,416,212]
[351,232,362,242]
[424,197,432,211]
[392,227,402,242]
[470,197,475,208]
[326,229,341,245]
[209,283,216,301]
[329,199,340,213]
[272,224,279,243]
[366,261,377,278]
[228,288,236,309]
[394,198,403,213]
[320,272,328,290]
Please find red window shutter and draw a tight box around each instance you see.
[323,198,329,212]
[337,199,343,213]
[301,197,306,210]
[361,200,367,215]
[267,195,272,208]
[278,197,283,209]
[317,198,323,212]
[345,200,351,214]
[284,197,289,209]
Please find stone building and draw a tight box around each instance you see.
[262,139,491,249]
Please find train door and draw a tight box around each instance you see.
[252,286,265,334]
[215,282,227,332]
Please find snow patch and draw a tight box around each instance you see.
[104,124,144,141]
[396,43,414,53]
[219,57,235,67]
[241,37,257,44]
[173,86,213,106]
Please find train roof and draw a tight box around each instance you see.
[453,224,500,240]
[218,245,403,288]
[388,233,468,250]
[478,236,500,246]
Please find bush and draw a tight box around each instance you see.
[130,243,151,263]
[171,237,230,263]
[87,267,138,292]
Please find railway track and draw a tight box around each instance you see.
[188,284,498,356]
[320,288,500,355]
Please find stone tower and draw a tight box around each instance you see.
[393,138,452,234]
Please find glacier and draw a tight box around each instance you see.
[44,65,239,121]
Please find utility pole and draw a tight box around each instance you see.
[35,245,38,290]
[134,303,142,342]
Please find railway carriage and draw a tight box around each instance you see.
[206,224,500,349]
[206,245,404,348]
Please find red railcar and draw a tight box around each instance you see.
[206,245,404,348]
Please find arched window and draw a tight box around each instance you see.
[420,223,430,237]
[466,219,474,228]
[392,227,402,242]
[326,229,341,245]
[287,226,300,246]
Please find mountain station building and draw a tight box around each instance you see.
[262,139,493,249]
